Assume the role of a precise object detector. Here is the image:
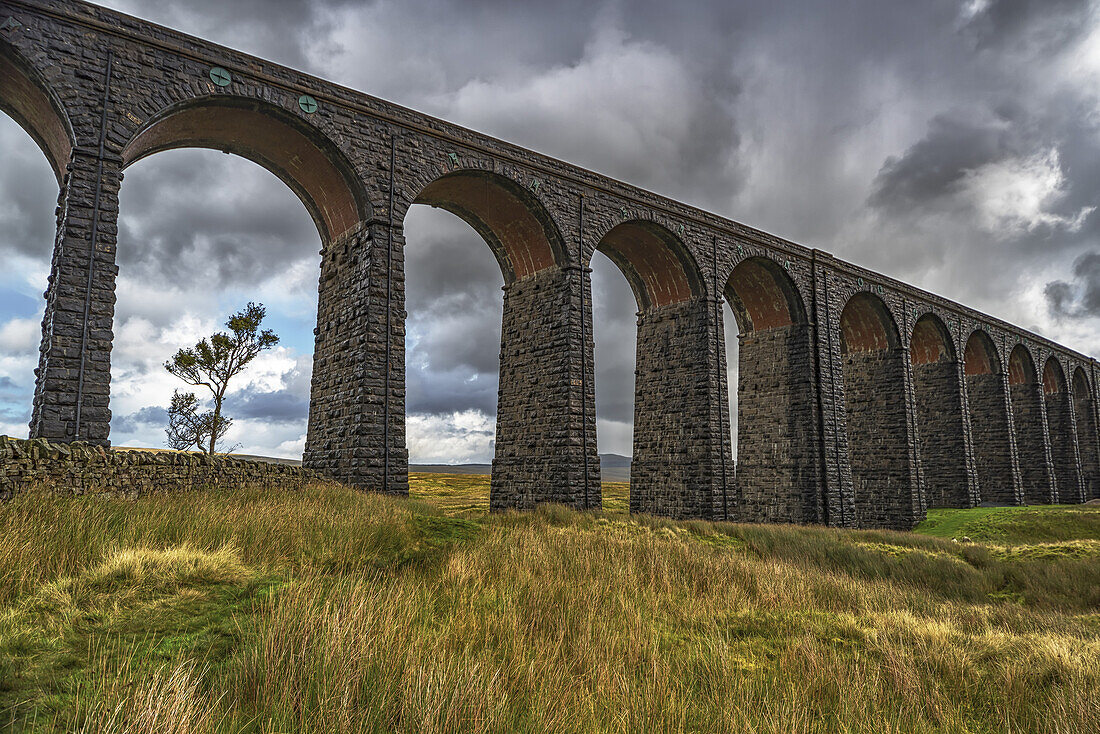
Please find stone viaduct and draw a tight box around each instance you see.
[3,0,1098,530]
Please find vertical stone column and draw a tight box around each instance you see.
[912,359,978,508]
[1072,381,1100,501]
[304,220,409,494]
[811,257,856,528]
[1010,380,1056,504]
[491,264,599,510]
[966,369,1024,504]
[30,149,121,445]
[630,296,727,519]
[842,347,922,530]
[734,323,820,524]
[1046,389,1084,503]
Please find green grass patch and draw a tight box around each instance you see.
[916,503,1100,542]
[0,479,1098,732]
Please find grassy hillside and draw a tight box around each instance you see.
[0,477,1097,733]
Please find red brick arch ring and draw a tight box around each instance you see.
[1073,366,1092,402]
[909,312,956,366]
[0,39,74,184]
[121,96,370,246]
[724,256,807,333]
[1043,356,1068,396]
[593,220,704,311]
[410,170,569,285]
[1008,344,1037,386]
[839,291,901,353]
[964,330,1002,376]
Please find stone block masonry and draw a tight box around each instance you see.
[966,373,1022,505]
[0,435,319,501]
[3,0,1100,529]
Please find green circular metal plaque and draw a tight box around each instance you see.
[298,94,318,113]
[209,66,232,87]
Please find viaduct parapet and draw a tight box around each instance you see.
[3,0,1098,529]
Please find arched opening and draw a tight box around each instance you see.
[589,250,638,513]
[111,151,321,455]
[963,331,1019,504]
[909,314,973,508]
[839,292,917,529]
[108,98,367,457]
[0,42,72,183]
[123,98,367,244]
[1008,345,1054,503]
[413,171,565,284]
[724,257,817,523]
[593,221,715,519]
[0,42,73,440]
[406,170,575,509]
[1072,367,1100,500]
[1043,357,1082,503]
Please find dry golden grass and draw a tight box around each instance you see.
[1,476,1098,732]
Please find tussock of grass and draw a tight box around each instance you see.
[1,478,1098,732]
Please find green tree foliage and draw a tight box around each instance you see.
[164,303,279,454]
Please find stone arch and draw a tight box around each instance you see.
[1009,344,1037,387]
[122,97,369,245]
[594,220,704,311]
[1043,356,1067,395]
[401,167,585,509]
[1072,367,1100,500]
[839,292,917,528]
[909,313,956,364]
[724,257,819,523]
[1043,356,1082,502]
[964,330,1001,376]
[591,220,715,518]
[1008,344,1053,503]
[964,330,1018,504]
[725,256,806,332]
[0,39,73,183]
[411,169,568,284]
[909,313,973,508]
[840,291,900,354]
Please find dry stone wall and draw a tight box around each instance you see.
[0,436,318,501]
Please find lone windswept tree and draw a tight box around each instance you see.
[165,302,279,454]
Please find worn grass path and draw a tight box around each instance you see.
[1,476,1098,732]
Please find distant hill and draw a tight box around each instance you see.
[235,452,633,481]
[411,454,632,482]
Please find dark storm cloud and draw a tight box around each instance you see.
[0,122,59,258]
[868,112,1021,213]
[405,369,498,417]
[1046,252,1100,319]
[108,0,356,72]
[116,151,319,290]
[225,389,309,424]
[962,0,1090,50]
[4,0,1100,458]
[112,406,168,433]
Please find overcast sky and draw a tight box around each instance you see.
[1,0,1098,462]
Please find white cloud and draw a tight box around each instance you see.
[962,148,1094,235]
[0,317,39,355]
[407,410,495,464]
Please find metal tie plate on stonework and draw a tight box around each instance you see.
[208,66,232,86]
[299,94,318,113]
